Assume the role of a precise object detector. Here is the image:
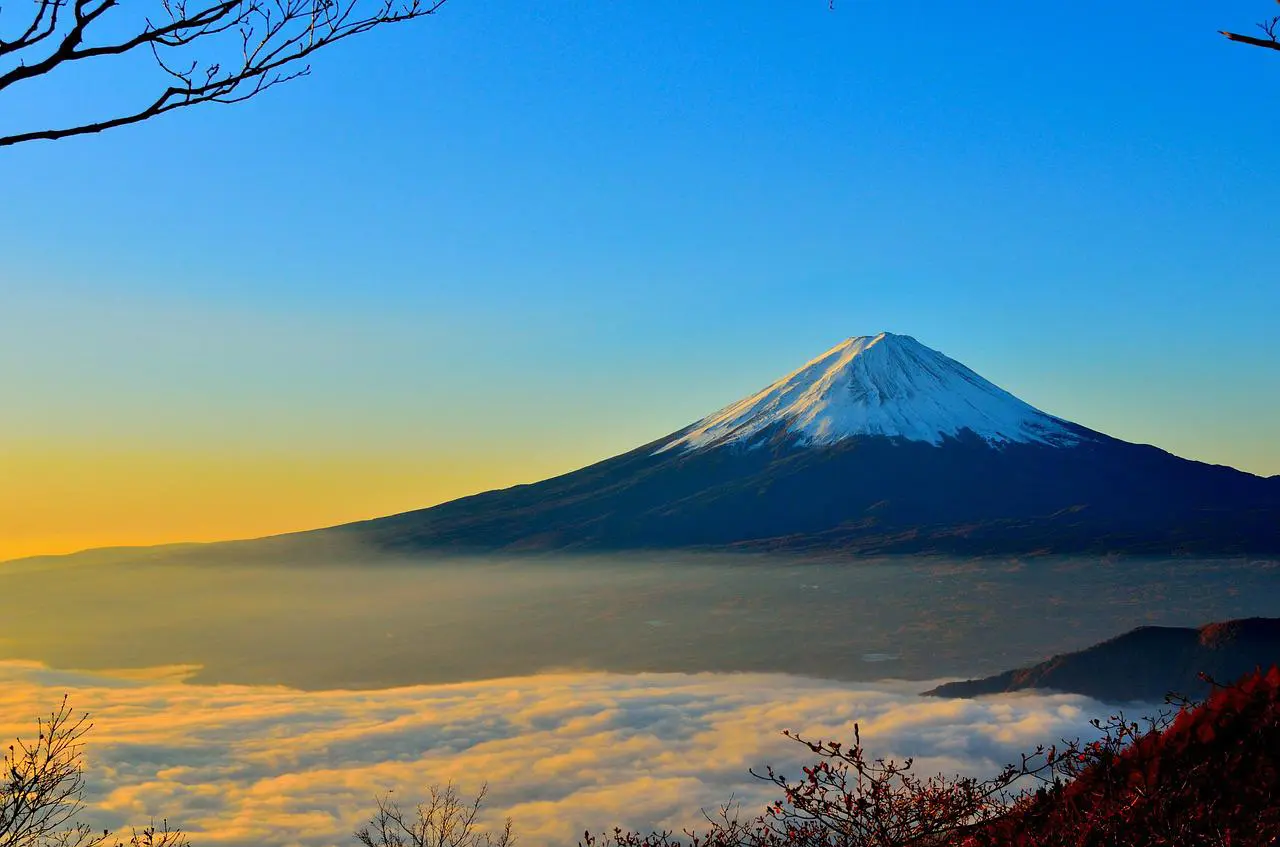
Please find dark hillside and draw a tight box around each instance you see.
[968,667,1280,847]
[926,618,1280,702]
[338,428,1280,557]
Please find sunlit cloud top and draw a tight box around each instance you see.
[0,661,1116,847]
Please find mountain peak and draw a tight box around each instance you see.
[838,331,914,346]
[659,333,1082,453]
[320,333,1279,557]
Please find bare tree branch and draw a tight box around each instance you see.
[355,782,515,847]
[1221,2,1280,52]
[0,695,105,847]
[0,0,447,146]
[1221,28,1280,51]
[1,697,190,847]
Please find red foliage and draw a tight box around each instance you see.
[970,666,1280,847]
[585,667,1280,847]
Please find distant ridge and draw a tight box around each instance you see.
[924,618,1280,702]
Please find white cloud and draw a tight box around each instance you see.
[0,662,1114,847]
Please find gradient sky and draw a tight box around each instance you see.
[2,1,1278,560]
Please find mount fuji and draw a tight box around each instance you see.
[658,333,1081,452]
[342,333,1280,557]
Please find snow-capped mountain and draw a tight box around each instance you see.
[660,333,1080,452]
[337,333,1280,557]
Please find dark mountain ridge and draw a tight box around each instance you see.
[340,421,1280,557]
[924,617,1280,702]
[16,333,1274,563]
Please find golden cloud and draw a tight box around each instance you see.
[0,662,1114,846]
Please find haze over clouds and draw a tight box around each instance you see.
[0,661,1116,847]
[4,553,1278,691]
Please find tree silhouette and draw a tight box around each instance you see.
[355,782,514,847]
[0,696,187,847]
[0,0,447,147]
[1221,2,1280,52]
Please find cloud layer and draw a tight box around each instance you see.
[0,662,1114,847]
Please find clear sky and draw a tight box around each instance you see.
[2,1,1278,561]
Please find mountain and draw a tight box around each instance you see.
[658,333,1081,452]
[338,332,1280,556]
[923,617,1280,702]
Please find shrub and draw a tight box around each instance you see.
[0,696,187,847]
[587,668,1280,847]
[355,782,514,847]
[970,667,1280,847]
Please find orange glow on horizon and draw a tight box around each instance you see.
[0,447,580,562]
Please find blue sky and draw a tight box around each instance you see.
[1,1,1277,555]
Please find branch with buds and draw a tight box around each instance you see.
[0,0,447,146]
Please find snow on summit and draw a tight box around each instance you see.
[660,333,1081,453]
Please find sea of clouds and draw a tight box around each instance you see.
[0,661,1118,847]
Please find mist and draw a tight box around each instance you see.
[5,546,1276,844]
[2,544,1276,690]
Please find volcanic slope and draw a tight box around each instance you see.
[344,333,1280,556]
